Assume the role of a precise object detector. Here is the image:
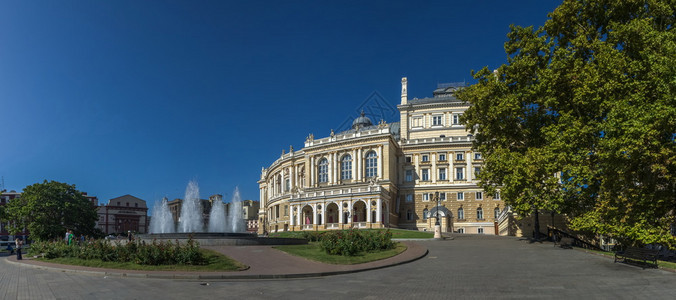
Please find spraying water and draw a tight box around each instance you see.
[208,197,227,232]
[229,187,245,233]
[149,197,175,233]
[179,180,203,233]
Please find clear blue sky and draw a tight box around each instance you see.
[0,1,561,208]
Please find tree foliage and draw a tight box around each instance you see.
[2,180,98,240]
[457,0,675,247]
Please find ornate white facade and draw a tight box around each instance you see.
[258,78,504,234]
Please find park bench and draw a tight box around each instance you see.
[614,247,659,268]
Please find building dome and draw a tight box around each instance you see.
[351,111,373,130]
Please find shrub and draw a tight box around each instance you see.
[319,229,395,256]
[28,238,206,265]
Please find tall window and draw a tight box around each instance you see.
[439,192,446,201]
[341,155,352,180]
[494,207,500,218]
[422,193,430,201]
[456,167,464,180]
[474,167,481,178]
[405,169,413,182]
[318,158,328,183]
[422,154,429,162]
[453,114,460,124]
[438,168,446,180]
[285,179,290,191]
[406,210,413,221]
[474,152,482,160]
[405,194,413,203]
[365,151,378,178]
[439,153,446,161]
[456,152,464,161]
[476,191,483,200]
[478,228,484,234]
[423,208,429,220]
[494,191,501,200]
[422,169,429,181]
[458,228,465,233]
[432,115,442,126]
[477,207,484,220]
[458,208,464,220]
[457,192,464,201]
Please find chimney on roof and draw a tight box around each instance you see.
[401,77,408,105]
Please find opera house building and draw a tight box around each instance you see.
[258,78,504,234]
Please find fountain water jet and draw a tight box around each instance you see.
[149,197,175,233]
[208,199,227,232]
[228,187,245,233]
[179,180,203,233]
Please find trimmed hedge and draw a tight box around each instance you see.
[29,238,206,265]
[319,229,395,256]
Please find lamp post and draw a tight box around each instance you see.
[434,192,442,239]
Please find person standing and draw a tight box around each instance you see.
[15,238,23,260]
[67,230,74,246]
[65,230,70,244]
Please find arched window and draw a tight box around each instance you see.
[477,207,484,220]
[422,208,429,220]
[318,158,328,183]
[365,151,378,178]
[457,208,464,220]
[341,155,352,180]
[494,207,500,218]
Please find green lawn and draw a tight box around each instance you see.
[273,242,407,265]
[35,249,247,272]
[270,228,433,239]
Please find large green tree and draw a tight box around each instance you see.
[457,0,675,246]
[2,180,98,240]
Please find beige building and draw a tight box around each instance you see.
[97,195,149,234]
[258,78,504,234]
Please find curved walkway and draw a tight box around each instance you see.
[3,241,427,280]
[3,235,676,299]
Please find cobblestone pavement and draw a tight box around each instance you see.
[2,235,675,299]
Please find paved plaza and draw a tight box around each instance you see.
[2,235,675,299]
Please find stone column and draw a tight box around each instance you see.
[312,204,318,225]
[289,205,295,226]
[352,149,357,181]
[377,146,383,179]
[466,151,472,181]
[338,201,344,224]
[297,205,302,226]
[328,153,333,184]
[357,148,362,181]
[414,154,420,184]
[431,153,437,183]
[310,156,315,186]
[376,198,382,223]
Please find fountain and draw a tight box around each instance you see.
[143,181,305,246]
[207,198,226,232]
[149,197,175,234]
[179,180,203,233]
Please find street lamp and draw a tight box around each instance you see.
[434,192,442,239]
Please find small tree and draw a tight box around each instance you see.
[2,180,98,240]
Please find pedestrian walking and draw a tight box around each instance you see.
[15,238,23,260]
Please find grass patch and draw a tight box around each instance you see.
[35,249,247,272]
[274,242,407,265]
[270,228,433,239]
[580,248,676,270]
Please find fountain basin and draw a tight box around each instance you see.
[138,232,308,246]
